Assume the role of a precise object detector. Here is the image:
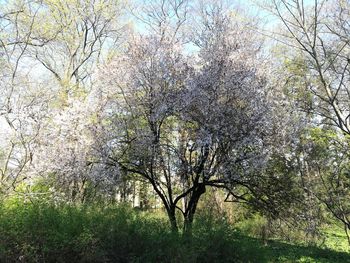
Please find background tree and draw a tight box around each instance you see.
[266,0,350,242]
[0,0,127,200]
[0,1,49,195]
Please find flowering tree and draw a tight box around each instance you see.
[33,96,120,202]
[0,1,49,194]
[0,0,127,199]
[100,1,293,233]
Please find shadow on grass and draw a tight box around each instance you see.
[231,232,350,263]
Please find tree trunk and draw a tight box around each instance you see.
[183,212,194,236]
[167,207,178,233]
[183,183,206,236]
[344,222,350,247]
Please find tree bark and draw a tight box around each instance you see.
[183,183,206,236]
[344,223,350,247]
[167,206,178,233]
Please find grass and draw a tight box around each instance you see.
[0,200,349,262]
[321,224,350,253]
[250,238,350,263]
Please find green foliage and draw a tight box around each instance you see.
[236,213,268,239]
[0,199,349,263]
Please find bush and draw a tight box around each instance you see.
[0,199,242,262]
[0,198,348,262]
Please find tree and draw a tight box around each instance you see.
[100,1,293,234]
[3,0,126,92]
[0,0,49,194]
[303,127,350,244]
[33,97,120,202]
[267,0,350,243]
[0,0,128,201]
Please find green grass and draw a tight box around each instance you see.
[248,238,350,263]
[0,200,349,262]
[321,224,350,253]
